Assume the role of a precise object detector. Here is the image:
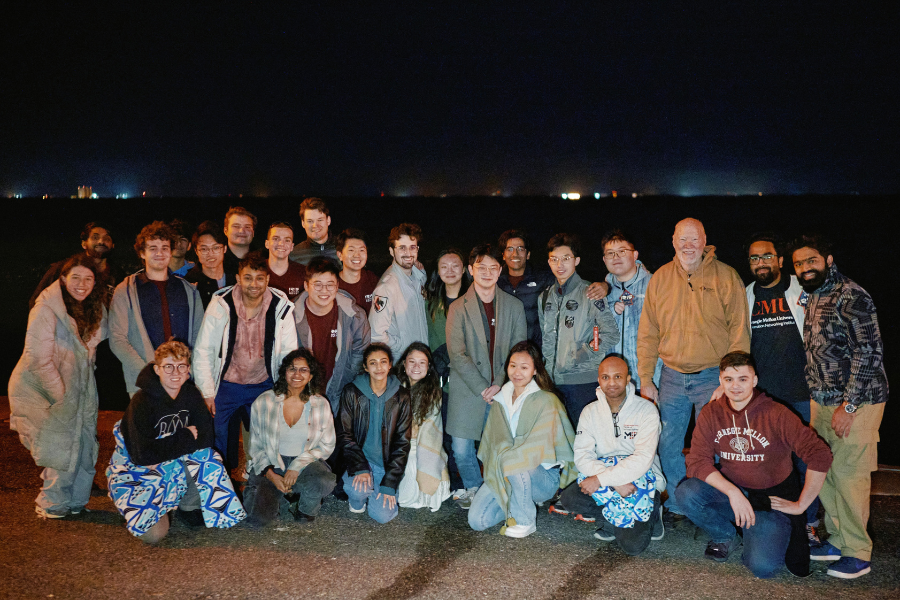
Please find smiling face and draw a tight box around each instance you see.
[154,356,190,398]
[507,351,537,390]
[63,265,96,302]
[748,240,782,287]
[302,209,331,244]
[171,235,191,259]
[265,227,294,260]
[502,237,530,276]
[238,267,269,301]
[468,255,501,292]
[598,357,630,404]
[285,357,312,396]
[337,238,368,273]
[438,253,464,287]
[364,350,392,385]
[389,234,419,271]
[140,238,172,272]
[82,227,114,259]
[548,245,580,285]
[225,214,254,248]
[602,240,638,281]
[792,246,833,293]
[673,219,707,272]
[404,350,430,384]
[720,365,758,406]
[195,234,225,270]
[304,271,339,312]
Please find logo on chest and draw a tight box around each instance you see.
[566,300,579,311]
[565,316,575,328]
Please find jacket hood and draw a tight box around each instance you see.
[353,373,401,402]
[35,280,70,322]
[593,381,637,411]
[135,362,167,397]
[606,260,651,289]
[296,289,358,319]
[713,387,769,417]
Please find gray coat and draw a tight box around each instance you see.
[445,286,527,440]
[8,281,107,471]
[109,272,204,395]
[294,290,371,414]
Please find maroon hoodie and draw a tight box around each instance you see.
[686,389,832,490]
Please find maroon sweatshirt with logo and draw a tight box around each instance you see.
[686,389,832,489]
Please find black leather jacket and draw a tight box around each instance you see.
[338,382,412,494]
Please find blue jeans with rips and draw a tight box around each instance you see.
[657,365,720,514]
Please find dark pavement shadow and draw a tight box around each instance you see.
[546,545,627,600]
[365,511,480,600]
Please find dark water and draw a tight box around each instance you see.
[3,194,897,463]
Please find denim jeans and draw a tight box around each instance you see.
[657,365,720,514]
[469,466,560,530]
[342,461,398,524]
[451,407,491,489]
[213,378,273,470]
[247,458,336,526]
[676,477,791,579]
[556,382,598,430]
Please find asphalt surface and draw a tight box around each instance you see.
[2,410,899,600]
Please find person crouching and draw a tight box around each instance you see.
[107,341,245,543]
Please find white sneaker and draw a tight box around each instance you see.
[504,522,536,538]
[348,501,367,514]
[455,487,479,510]
[451,488,467,501]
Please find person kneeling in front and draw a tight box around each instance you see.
[107,341,245,543]
[245,349,336,527]
[468,341,576,538]
[675,351,832,578]
[550,355,665,555]
[338,343,412,523]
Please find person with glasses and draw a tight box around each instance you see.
[108,341,245,543]
[789,234,888,579]
[245,349,336,527]
[294,257,371,494]
[110,221,205,396]
[551,356,665,554]
[446,244,527,509]
[265,221,306,301]
[186,221,236,309]
[539,233,619,428]
[636,218,749,527]
[600,229,661,398]
[193,252,298,472]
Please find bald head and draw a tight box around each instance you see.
[598,356,631,404]
[673,218,707,272]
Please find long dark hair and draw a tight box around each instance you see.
[273,348,325,400]
[58,254,105,343]
[426,248,469,320]
[394,342,442,426]
[502,340,555,392]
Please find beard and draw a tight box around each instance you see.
[753,267,779,287]
[799,267,828,292]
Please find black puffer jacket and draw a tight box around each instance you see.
[338,377,412,495]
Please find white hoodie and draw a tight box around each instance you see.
[573,382,666,491]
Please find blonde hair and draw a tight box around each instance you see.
[154,340,191,364]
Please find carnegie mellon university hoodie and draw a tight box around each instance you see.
[121,363,215,466]
[686,389,832,490]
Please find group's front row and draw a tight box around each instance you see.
[100,331,831,580]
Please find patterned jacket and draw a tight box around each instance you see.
[803,263,888,407]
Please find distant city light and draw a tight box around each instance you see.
[611,190,618,198]
[594,192,600,199]
[561,193,567,199]
[115,193,129,199]
[91,193,99,199]
[562,192,581,200]
[632,192,638,198]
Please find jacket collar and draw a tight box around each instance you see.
[606,260,650,291]
[555,272,584,296]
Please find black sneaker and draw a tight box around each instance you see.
[593,521,616,542]
[650,506,665,541]
[704,536,741,562]
[293,511,316,524]
[332,488,349,501]
[175,508,205,528]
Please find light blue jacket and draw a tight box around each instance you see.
[604,261,661,390]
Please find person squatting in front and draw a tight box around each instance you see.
[107,341,245,543]
[338,343,412,523]
[468,341,576,538]
[551,356,665,555]
[675,351,832,578]
[245,349,336,527]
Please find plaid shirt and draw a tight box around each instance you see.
[248,391,336,475]
[803,263,888,408]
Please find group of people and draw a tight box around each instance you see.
[8,198,887,581]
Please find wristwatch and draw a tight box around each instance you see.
[843,402,858,414]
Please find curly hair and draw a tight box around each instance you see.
[394,342,442,426]
[59,254,105,342]
[155,340,191,364]
[272,348,325,399]
[133,221,176,258]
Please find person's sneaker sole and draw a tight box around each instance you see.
[651,506,665,541]
[593,528,616,542]
[504,523,536,538]
[810,544,842,562]
[547,505,570,516]
[827,564,871,579]
[35,506,68,519]
[348,504,366,514]
[574,514,596,523]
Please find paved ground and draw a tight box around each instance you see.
[2,409,899,599]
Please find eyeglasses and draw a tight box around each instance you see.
[474,265,500,274]
[312,282,337,292]
[197,245,224,255]
[287,366,311,375]
[504,246,526,254]
[549,256,575,266]
[793,257,821,269]
[612,412,620,438]
[749,253,777,264]
[603,249,635,260]
[161,364,189,374]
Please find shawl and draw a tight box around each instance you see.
[414,406,450,495]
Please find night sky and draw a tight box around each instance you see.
[4,4,899,197]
